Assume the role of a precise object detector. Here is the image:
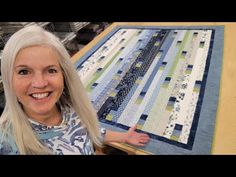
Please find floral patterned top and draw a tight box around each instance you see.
[0,106,104,155]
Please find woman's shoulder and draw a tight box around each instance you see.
[0,129,19,155]
[0,141,19,155]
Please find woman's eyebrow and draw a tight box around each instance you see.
[14,65,59,69]
[14,65,29,69]
[47,65,60,68]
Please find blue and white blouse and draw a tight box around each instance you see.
[0,106,104,155]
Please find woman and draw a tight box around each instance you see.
[0,25,150,154]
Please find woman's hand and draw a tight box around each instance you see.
[124,125,150,146]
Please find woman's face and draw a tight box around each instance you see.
[13,45,64,119]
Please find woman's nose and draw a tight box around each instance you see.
[31,74,48,88]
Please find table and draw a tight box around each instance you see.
[71,22,236,155]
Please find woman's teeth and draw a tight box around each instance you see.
[31,92,50,99]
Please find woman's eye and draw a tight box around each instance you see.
[48,68,57,73]
[18,70,29,75]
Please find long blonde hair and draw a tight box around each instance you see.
[0,25,102,154]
